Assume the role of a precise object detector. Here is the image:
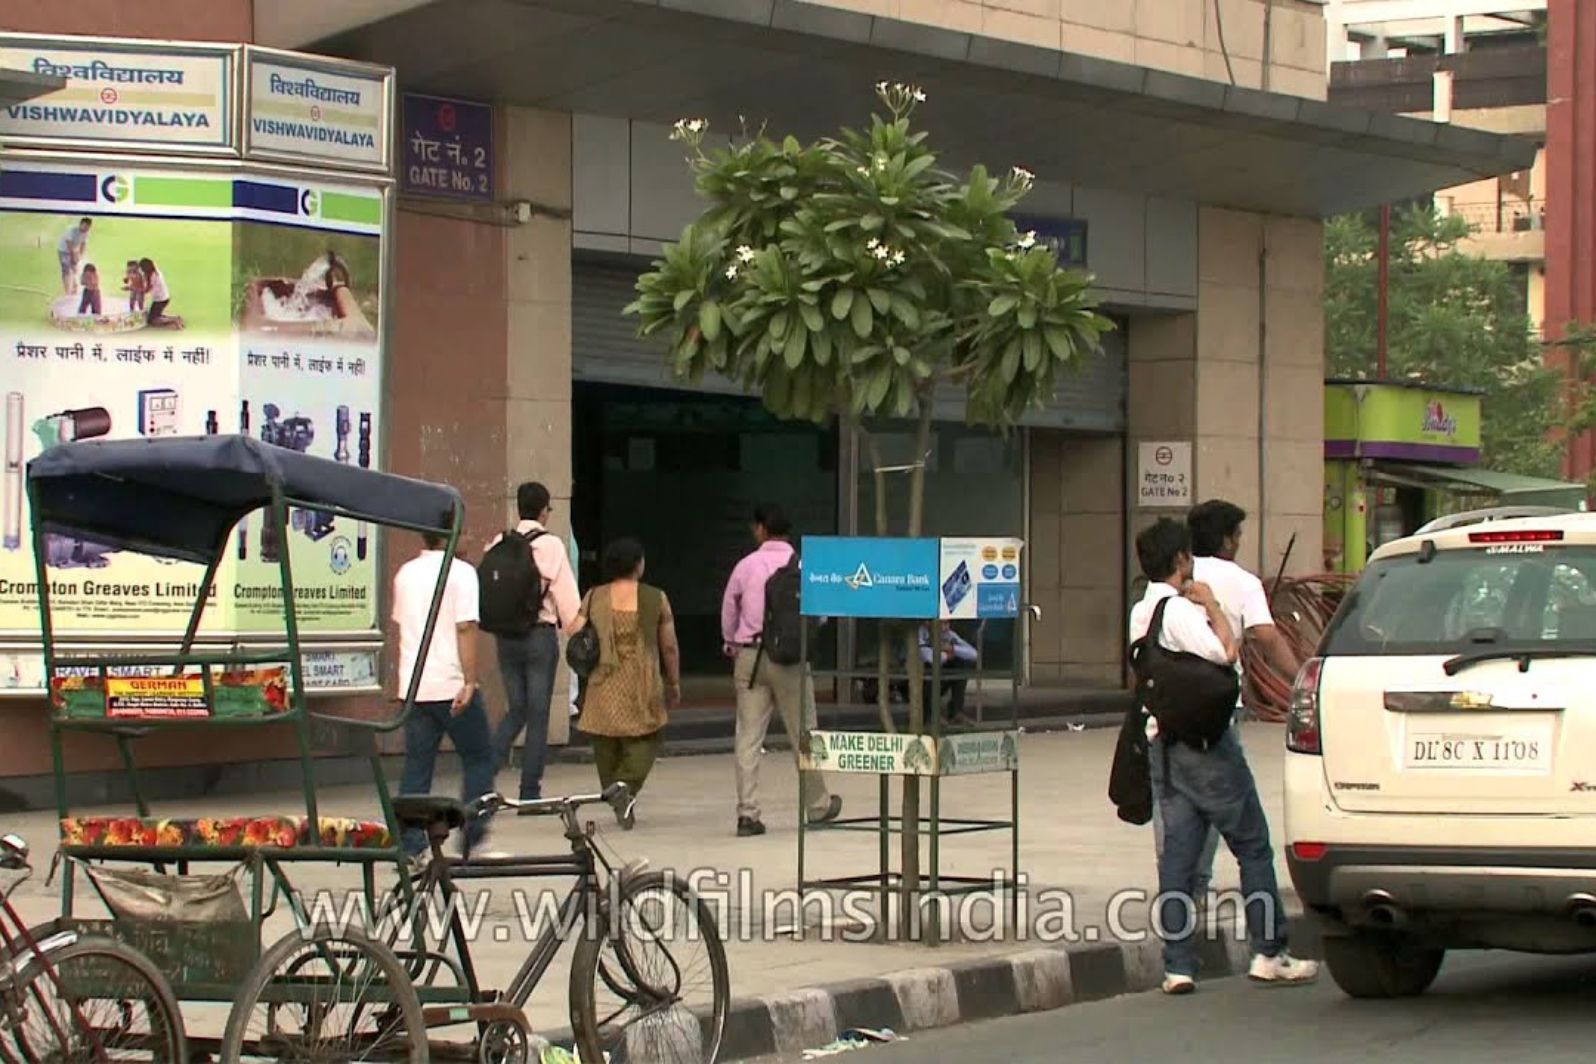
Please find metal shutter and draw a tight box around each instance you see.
[573,259,1126,430]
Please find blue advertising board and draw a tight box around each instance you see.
[1010,214,1087,269]
[800,537,940,619]
[401,93,493,201]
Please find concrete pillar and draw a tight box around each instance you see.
[1125,206,1324,604]
[502,106,575,745]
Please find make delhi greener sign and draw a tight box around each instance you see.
[802,730,1020,776]
[0,161,385,640]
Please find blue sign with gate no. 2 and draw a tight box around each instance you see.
[800,537,940,619]
[401,93,494,201]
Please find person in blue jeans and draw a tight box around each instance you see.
[485,483,581,799]
[392,525,495,858]
[1129,519,1317,995]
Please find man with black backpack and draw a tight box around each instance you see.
[479,482,581,800]
[1128,518,1317,995]
[720,503,842,837]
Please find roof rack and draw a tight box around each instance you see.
[1414,506,1575,536]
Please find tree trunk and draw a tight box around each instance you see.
[863,429,896,736]
[898,397,935,940]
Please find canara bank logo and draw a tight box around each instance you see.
[1422,401,1457,439]
[845,563,875,590]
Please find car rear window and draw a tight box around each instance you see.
[1322,544,1596,657]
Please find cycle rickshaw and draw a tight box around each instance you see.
[25,435,729,1062]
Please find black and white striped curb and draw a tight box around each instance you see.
[721,922,1264,1061]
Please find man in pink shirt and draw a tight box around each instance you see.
[722,503,841,836]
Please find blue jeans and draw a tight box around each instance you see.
[493,627,559,799]
[1153,795,1221,899]
[399,692,495,857]
[1149,729,1288,977]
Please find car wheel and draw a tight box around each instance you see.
[1323,933,1445,999]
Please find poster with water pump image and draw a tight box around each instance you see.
[0,160,385,656]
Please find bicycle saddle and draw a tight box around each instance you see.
[391,795,469,831]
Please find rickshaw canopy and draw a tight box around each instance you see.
[27,435,461,565]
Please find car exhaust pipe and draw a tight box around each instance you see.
[1362,890,1407,928]
[1565,894,1596,928]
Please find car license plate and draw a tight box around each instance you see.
[1405,731,1551,772]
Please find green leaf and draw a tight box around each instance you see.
[771,310,790,341]
[1018,304,1038,330]
[866,368,892,408]
[1022,330,1042,371]
[890,297,920,329]
[780,186,799,201]
[988,294,1019,317]
[893,346,911,366]
[832,288,856,321]
[851,296,874,339]
[861,214,884,233]
[674,290,695,312]
[800,304,825,333]
[903,154,935,180]
[783,326,807,368]
[698,302,722,343]
[1043,326,1074,362]
[866,288,891,314]
[1000,339,1021,383]
[851,345,879,365]
[813,327,833,365]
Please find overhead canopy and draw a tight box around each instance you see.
[27,436,462,565]
[322,0,1537,217]
[1368,461,1588,511]
[0,67,63,107]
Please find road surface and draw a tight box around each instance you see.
[803,952,1596,1062]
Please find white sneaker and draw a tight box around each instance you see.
[1162,973,1196,995]
[1248,952,1320,985]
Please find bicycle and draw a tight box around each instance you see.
[223,784,731,1063]
[0,833,186,1062]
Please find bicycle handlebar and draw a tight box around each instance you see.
[469,782,635,825]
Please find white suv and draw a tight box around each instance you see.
[1284,508,1596,998]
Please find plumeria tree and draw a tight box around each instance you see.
[626,83,1112,932]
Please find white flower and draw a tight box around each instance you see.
[725,265,739,280]
[876,81,889,94]
[912,87,927,102]
[866,237,881,250]
[857,166,870,176]
[736,245,757,263]
[890,250,906,266]
[1017,230,1037,249]
[1009,165,1036,188]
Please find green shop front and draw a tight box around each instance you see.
[1323,379,1587,573]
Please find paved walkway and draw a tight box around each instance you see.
[7,724,1293,1042]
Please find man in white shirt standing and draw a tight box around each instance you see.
[1172,500,1303,907]
[393,524,494,858]
[58,218,91,295]
[1129,518,1316,995]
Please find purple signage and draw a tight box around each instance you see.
[401,93,493,201]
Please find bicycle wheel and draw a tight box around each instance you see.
[4,934,187,1062]
[221,924,428,1062]
[569,871,729,1064]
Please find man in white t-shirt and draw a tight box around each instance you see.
[1129,518,1317,995]
[57,219,91,295]
[1172,500,1303,904]
[393,526,495,858]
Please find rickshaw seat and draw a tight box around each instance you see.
[59,814,393,853]
[392,795,469,832]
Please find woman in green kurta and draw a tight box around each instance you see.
[574,538,681,816]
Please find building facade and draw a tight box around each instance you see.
[0,0,1532,793]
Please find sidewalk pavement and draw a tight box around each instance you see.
[6,723,1300,1055]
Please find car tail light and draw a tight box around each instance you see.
[1286,657,1323,755]
[1468,529,1563,544]
[1291,842,1328,861]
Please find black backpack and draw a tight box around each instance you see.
[759,553,804,666]
[1128,597,1238,752]
[478,529,548,637]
